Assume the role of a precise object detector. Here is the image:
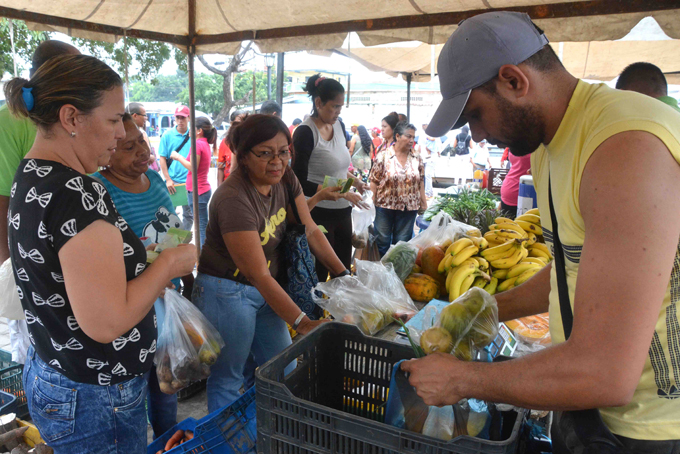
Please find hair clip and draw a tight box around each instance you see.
[22,87,34,112]
[315,77,326,87]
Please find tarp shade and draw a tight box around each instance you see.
[2,1,680,54]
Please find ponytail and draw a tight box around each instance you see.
[304,73,345,117]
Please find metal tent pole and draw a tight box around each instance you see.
[188,0,200,259]
[406,73,412,122]
[276,53,284,109]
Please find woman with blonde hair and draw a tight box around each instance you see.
[4,54,195,453]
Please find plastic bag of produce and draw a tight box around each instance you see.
[385,360,492,440]
[419,288,499,360]
[381,241,419,281]
[312,264,417,335]
[505,313,551,354]
[409,212,482,250]
[154,290,225,394]
[0,259,24,320]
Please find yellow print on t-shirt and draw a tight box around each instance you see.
[260,207,287,245]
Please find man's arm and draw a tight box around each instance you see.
[404,130,680,410]
[159,157,176,195]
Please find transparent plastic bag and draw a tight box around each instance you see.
[409,212,482,250]
[154,290,225,394]
[351,189,375,237]
[312,262,418,335]
[505,313,551,355]
[418,288,499,360]
[0,259,24,320]
[381,241,419,281]
[385,360,492,440]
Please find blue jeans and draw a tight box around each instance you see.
[186,189,211,247]
[192,273,295,413]
[147,366,177,439]
[23,346,148,454]
[374,206,418,257]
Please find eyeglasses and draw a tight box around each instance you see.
[135,114,148,118]
[249,149,292,162]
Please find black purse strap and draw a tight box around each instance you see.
[284,176,302,225]
[548,177,573,340]
[175,134,190,154]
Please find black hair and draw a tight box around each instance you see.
[616,62,668,97]
[259,100,282,116]
[230,109,246,122]
[357,125,372,155]
[230,114,291,170]
[122,112,134,123]
[127,102,145,115]
[30,40,79,77]
[4,54,122,133]
[382,114,399,131]
[304,74,345,117]
[195,116,218,154]
[394,121,416,138]
[292,118,302,125]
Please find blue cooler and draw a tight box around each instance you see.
[517,175,536,216]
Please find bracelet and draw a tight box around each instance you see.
[292,312,306,331]
[335,269,350,278]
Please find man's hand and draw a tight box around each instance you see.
[401,353,464,406]
[166,178,176,195]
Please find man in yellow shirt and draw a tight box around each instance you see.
[406,11,680,451]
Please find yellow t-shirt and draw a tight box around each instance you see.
[531,80,680,440]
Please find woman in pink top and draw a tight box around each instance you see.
[171,116,215,248]
[499,148,531,218]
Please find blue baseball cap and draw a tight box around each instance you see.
[426,12,549,137]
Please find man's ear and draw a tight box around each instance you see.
[496,65,530,99]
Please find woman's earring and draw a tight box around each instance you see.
[70,131,76,138]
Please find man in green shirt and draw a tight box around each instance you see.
[616,62,680,113]
[0,40,79,364]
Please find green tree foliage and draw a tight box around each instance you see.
[0,19,49,78]
[129,72,188,103]
[232,70,284,108]
[178,73,225,117]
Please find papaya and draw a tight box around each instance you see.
[420,246,447,296]
[415,247,424,267]
[404,273,440,302]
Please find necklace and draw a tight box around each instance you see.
[254,185,272,219]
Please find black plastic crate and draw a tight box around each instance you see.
[256,323,525,454]
[177,378,207,402]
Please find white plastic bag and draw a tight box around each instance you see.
[351,190,376,237]
[0,259,24,320]
[409,212,481,250]
[312,262,418,335]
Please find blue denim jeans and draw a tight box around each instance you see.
[192,273,295,413]
[186,189,211,248]
[23,346,148,454]
[147,366,177,439]
[374,206,418,257]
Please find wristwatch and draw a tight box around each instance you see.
[334,269,351,278]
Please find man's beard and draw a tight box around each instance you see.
[493,95,545,157]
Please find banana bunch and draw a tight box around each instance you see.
[438,238,492,301]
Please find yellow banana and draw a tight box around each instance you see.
[440,238,453,250]
[497,276,519,292]
[528,249,550,260]
[470,236,489,250]
[515,267,541,286]
[519,245,529,262]
[530,242,552,257]
[467,229,482,238]
[515,220,543,235]
[458,274,476,297]
[445,254,459,272]
[480,239,516,259]
[524,208,540,216]
[484,232,511,244]
[492,229,524,240]
[448,262,478,301]
[516,213,541,225]
[446,259,476,291]
[482,243,521,262]
[446,238,474,256]
[526,231,537,246]
[484,277,499,295]
[492,269,509,279]
[494,217,516,225]
[489,223,527,237]
[521,257,547,266]
[473,256,489,272]
[490,245,524,269]
[451,245,480,267]
[438,254,452,273]
[507,262,541,279]
[472,276,487,288]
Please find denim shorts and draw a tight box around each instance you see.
[24,346,148,454]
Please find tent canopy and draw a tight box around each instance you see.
[2,1,680,55]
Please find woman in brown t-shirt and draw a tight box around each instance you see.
[193,114,348,413]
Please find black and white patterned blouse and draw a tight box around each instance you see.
[8,159,157,386]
